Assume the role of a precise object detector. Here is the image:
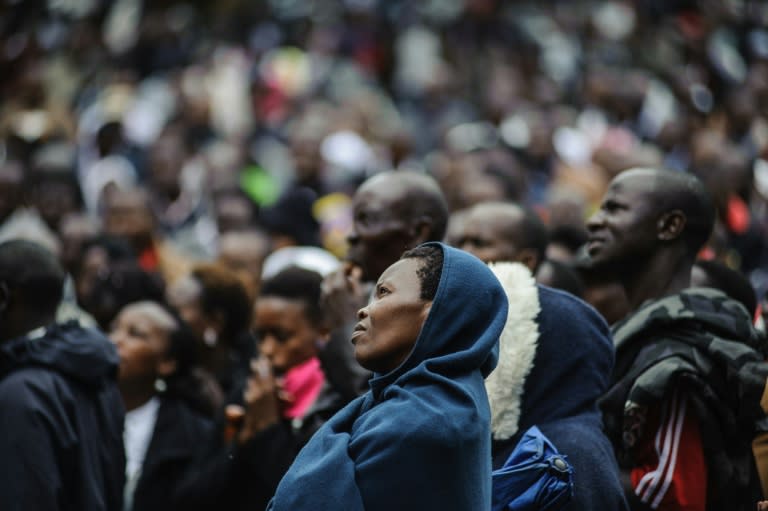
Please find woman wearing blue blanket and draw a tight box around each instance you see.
[267,242,508,511]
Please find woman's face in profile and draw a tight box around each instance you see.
[255,297,321,375]
[109,302,176,389]
[352,258,432,374]
[166,275,206,338]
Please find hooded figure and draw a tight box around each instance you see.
[487,262,628,511]
[0,321,126,510]
[0,240,125,511]
[267,243,507,511]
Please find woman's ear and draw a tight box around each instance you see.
[157,358,177,378]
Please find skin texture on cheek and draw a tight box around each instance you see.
[353,258,431,373]
[255,297,320,374]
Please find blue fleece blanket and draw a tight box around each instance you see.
[267,243,508,511]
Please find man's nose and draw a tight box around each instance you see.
[586,210,603,231]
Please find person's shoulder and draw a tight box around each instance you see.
[0,366,73,409]
[536,284,610,331]
[358,384,485,442]
[537,284,596,314]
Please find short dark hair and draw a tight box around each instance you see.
[0,239,65,315]
[398,172,450,242]
[654,170,716,255]
[191,263,253,339]
[519,206,548,271]
[259,266,324,326]
[401,244,444,301]
[85,261,166,329]
[548,224,589,254]
[152,301,217,417]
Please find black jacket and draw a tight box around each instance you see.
[131,397,215,511]
[175,382,345,511]
[0,321,126,511]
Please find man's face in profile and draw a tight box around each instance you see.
[586,172,659,271]
[346,185,413,282]
[456,207,520,264]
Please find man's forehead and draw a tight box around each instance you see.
[608,169,660,197]
[354,181,409,210]
[466,204,522,233]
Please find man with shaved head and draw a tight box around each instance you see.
[321,170,449,399]
[587,168,767,511]
[456,202,548,273]
[344,170,449,283]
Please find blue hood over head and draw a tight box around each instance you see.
[268,242,508,511]
[369,242,504,395]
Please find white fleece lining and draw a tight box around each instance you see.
[485,262,541,441]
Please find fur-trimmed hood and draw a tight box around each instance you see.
[486,263,614,441]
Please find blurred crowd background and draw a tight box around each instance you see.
[2,0,768,318]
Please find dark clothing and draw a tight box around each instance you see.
[0,321,125,511]
[487,263,628,511]
[600,288,768,511]
[175,381,345,511]
[268,243,508,511]
[131,397,215,511]
[320,322,371,401]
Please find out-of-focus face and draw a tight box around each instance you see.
[166,275,206,339]
[103,191,154,249]
[217,234,268,296]
[586,170,659,271]
[346,178,414,282]
[352,258,431,374]
[254,297,321,374]
[59,215,98,275]
[149,136,185,195]
[76,245,109,305]
[30,177,80,231]
[0,163,23,223]
[109,302,175,389]
[214,195,255,234]
[456,205,522,264]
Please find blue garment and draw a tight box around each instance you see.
[267,243,508,511]
[492,426,573,511]
[488,276,628,511]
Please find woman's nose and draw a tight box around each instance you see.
[260,336,276,356]
[357,306,369,320]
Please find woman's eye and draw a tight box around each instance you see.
[128,326,148,339]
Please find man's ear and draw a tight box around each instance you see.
[657,210,686,241]
[410,216,432,245]
[516,248,540,273]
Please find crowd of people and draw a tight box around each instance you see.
[2,0,768,510]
